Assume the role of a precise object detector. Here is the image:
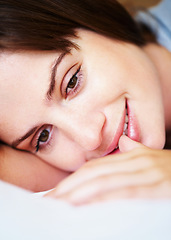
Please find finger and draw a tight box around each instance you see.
[45,152,155,197]
[119,135,147,153]
[86,182,171,204]
[45,168,164,204]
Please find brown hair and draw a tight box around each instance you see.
[0,0,145,51]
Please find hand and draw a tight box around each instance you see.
[45,136,171,205]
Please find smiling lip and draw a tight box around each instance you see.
[103,105,126,156]
[103,100,140,156]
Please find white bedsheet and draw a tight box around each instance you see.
[0,180,171,240]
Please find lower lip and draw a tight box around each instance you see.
[109,148,120,155]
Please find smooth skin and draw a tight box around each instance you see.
[0,144,69,191]
[0,30,171,201]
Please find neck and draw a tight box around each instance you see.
[144,43,171,130]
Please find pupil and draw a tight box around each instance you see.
[39,129,49,142]
[68,76,77,88]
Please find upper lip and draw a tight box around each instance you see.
[103,105,126,156]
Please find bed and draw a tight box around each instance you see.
[0,180,171,240]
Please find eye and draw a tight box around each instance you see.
[38,129,49,142]
[64,66,83,98]
[33,125,53,152]
[66,74,78,92]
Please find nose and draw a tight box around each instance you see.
[54,110,106,151]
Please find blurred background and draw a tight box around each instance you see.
[118,0,161,7]
[118,0,162,15]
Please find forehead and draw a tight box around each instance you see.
[0,51,50,102]
[0,51,54,141]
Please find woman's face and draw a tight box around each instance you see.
[0,30,165,172]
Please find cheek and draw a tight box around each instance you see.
[116,50,163,107]
[84,69,126,107]
[117,55,165,148]
[38,132,85,172]
[128,75,165,149]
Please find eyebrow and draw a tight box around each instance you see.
[46,51,68,100]
[11,52,68,149]
[12,126,38,148]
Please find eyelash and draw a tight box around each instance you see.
[64,66,83,98]
[34,125,53,153]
